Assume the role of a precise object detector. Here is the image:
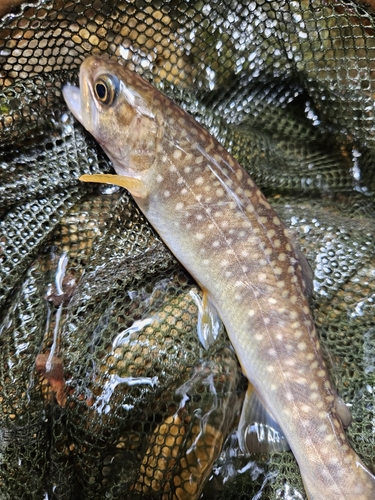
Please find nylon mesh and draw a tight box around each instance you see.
[1,1,375,498]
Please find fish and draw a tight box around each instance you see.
[62,55,375,499]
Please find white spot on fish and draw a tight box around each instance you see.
[172,149,182,160]
[175,202,184,211]
[164,190,170,198]
[318,423,328,433]
[259,199,271,209]
[235,169,243,180]
[156,174,163,183]
[325,434,335,443]
[195,176,204,186]
[195,233,205,240]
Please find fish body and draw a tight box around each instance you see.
[63,56,375,499]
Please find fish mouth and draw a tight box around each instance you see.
[62,84,83,123]
[63,57,100,133]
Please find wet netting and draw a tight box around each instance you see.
[1,0,375,498]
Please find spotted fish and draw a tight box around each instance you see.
[63,56,375,500]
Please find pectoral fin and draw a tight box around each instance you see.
[79,174,147,198]
[238,385,290,454]
[189,289,222,349]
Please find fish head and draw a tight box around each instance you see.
[62,55,162,177]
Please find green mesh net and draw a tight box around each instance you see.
[1,0,375,498]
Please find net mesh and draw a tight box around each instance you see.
[1,0,375,498]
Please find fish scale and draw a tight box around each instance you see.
[63,55,375,500]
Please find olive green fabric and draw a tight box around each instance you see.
[1,1,375,498]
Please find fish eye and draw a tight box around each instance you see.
[94,75,119,105]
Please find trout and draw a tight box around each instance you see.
[63,55,375,499]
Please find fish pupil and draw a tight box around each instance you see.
[96,82,107,100]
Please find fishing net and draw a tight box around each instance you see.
[1,0,375,498]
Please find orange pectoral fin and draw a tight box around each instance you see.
[79,174,147,198]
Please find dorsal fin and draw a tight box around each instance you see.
[335,396,352,428]
[286,228,314,298]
